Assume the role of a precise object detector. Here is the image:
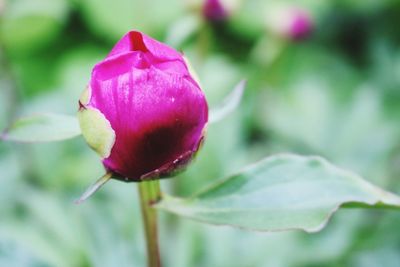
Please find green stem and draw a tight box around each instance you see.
[197,24,211,64]
[138,180,162,267]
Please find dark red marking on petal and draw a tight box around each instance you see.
[128,31,148,52]
[105,121,195,181]
[78,100,88,111]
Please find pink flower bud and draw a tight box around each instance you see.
[78,31,208,182]
[289,9,313,40]
[266,6,314,41]
[203,0,228,22]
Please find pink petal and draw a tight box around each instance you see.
[89,60,207,179]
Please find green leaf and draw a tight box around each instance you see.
[1,113,81,142]
[156,154,400,233]
[209,80,247,124]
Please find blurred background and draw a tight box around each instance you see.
[1,0,400,266]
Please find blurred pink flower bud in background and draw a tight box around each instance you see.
[203,0,228,22]
[266,6,314,41]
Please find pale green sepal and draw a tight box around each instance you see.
[79,86,91,106]
[78,107,115,158]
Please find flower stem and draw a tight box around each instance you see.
[138,180,162,267]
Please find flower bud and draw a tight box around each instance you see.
[266,6,314,41]
[78,31,208,182]
[203,0,228,22]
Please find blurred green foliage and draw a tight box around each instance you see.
[1,0,400,266]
